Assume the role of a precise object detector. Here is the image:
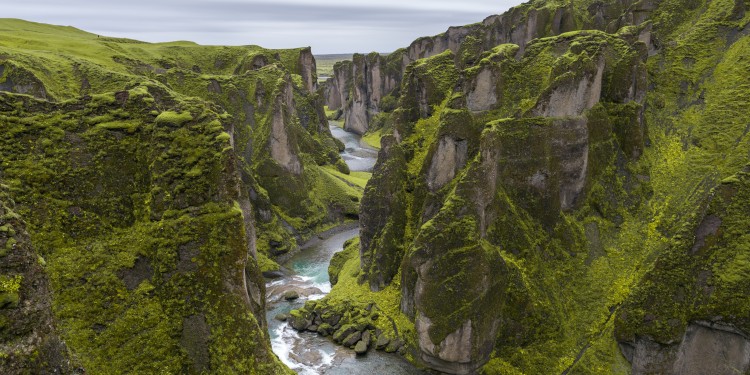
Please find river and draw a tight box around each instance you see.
[264,122,421,374]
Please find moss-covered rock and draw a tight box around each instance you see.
[359,136,409,291]
[339,0,750,373]
[328,238,357,286]
[0,187,74,374]
[0,19,364,374]
[615,168,750,373]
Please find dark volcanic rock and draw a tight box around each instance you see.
[0,189,73,374]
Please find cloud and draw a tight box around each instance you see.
[3,0,520,54]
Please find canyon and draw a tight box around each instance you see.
[1,0,750,373]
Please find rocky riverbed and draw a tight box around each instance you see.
[264,123,421,374]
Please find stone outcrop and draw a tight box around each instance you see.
[427,136,468,192]
[0,19,358,374]
[298,47,318,93]
[531,56,605,118]
[396,50,458,124]
[0,188,74,374]
[361,21,651,374]
[324,60,352,111]
[359,135,408,291]
[620,322,750,375]
[416,316,476,374]
[466,67,498,113]
[269,79,303,175]
[339,53,403,134]
[0,63,49,100]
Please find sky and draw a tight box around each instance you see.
[4,0,523,54]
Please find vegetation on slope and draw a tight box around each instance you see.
[316,0,750,374]
[0,18,361,374]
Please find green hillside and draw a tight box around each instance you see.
[0,18,362,374]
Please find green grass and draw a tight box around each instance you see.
[0,18,308,101]
[322,166,371,189]
[361,128,384,149]
[324,106,338,119]
[314,54,353,81]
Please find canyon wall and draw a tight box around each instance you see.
[329,0,750,373]
[0,19,359,373]
[323,0,654,135]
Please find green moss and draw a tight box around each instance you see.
[95,120,141,133]
[155,111,193,127]
[214,132,231,143]
[324,106,338,119]
[328,238,357,286]
[0,37,301,371]
[361,128,384,149]
[4,238,17,252]
[344,2,750,372]
[616,170,750,343]
[256,252,281,274]
[324,237,416,344]
[0,275,22,309]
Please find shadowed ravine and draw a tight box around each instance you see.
[264,122,420,374]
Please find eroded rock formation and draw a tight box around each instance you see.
[345,0,750,373]
[0,19,356,374]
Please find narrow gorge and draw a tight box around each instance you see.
[1,0,750,374]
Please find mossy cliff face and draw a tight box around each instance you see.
[348,0,750,374]
[0,187,74,373]
[359,135,408,291]
[331,52,404,134]
[322,0,651,135]
[615,168,750,374]
[0,19,357,373]
[391,30,647,374]
[0,87,291,374]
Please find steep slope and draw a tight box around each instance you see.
[322,0,653,135]
[0,19,358,373]
[310,0,750,374]
[0,186,74,373]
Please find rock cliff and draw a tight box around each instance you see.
[328,0,750,373]
[0,187,74,374]
[0,19,358,374]
[322,0,653,135]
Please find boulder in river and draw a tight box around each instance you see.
[262,269,286,279]
[375,334,390,350]
[343,332,362,347]
[354,340,369,355]
[274,313,288,322]
[385,339,404,353]
[289,309,312,331]
[282,290,299,301]
[266,284,323,303]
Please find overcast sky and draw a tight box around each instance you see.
[4,0,523,54]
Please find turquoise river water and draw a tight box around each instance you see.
[264,122,422,374]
